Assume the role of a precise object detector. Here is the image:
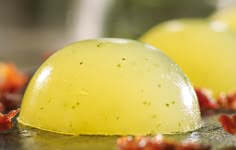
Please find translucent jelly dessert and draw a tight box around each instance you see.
[18,38,201,135]
[140,19,236,95]
[210,6,236,31]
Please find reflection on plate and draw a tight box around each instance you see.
[0,113,235,150]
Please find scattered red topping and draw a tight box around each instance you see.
[217,93,236,111]
[117,135,210,150]
[195,88,236,113]
[218,114,236,135]
[181,143,211,150]
[0,103,5,113]
[0,63,27,93]
[0,63,27,112]
[195,88,218,113]
[0,108,20,131]
[0,92,22,112]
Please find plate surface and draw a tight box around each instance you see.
[0,112,236,150]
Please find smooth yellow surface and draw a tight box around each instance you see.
[140,19,236,95]
[210,6,236,31]
[18,38,201,135]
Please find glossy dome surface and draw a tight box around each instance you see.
[18,38,201,135]
[140,19,236,95]
[210,6,236,31]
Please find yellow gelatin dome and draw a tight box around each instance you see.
[18,38,201,135]
[210,6,236,31]
[140,19,236,95]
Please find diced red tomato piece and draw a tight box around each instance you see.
[195,88,218,113]
[117,135,210,150]
[217,92,236,111]
[0,108,20,131]
[219,114,236,135]
[0,63,27,93]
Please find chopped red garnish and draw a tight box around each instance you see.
[218,114,236,135]
[217,92,236,111]
[117,135,210,150]
[181,143,211,150]
[0,102,4,113]
[0,92,22,112]
[117,135,177,150]
[0,63,27,112]
[0,63,27,93]
[195,88,218,113]
[0,108,20,131]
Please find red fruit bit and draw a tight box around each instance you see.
[117,135,177,150]
[0,102,5,112]
[181,142,211,150]
[217,92,236,111]
[0,92,22,112]
[0,108,20,131]
[117,135,210,150]
[195,88,218,113]
[0,63,27,113]
[218,114,236,135]
[0,63,27,93]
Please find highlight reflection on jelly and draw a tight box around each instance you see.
[35,66,52,88]
[18,38,201,135]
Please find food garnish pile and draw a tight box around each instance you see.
[117,135,211,150]
[194,88,236,135]
[0,108,20,132]
[218,114,236,135]
[195,88,236,113]
[0,63,27,131]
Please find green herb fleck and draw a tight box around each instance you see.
[178,122,181,127]
[153,63,160,67]
[40,107,44,110]
[148,130,156,136]
[171,101,176,104]
[142,100,151,106]
[116,116,120,120]
[72,105,76,109]
[80,62,83,65]
[152,114,157,119]
[117,64,121,67]
[165,103,169,107]
[158,84,161,88]
[48,99,52,104]
[97,42,104,48]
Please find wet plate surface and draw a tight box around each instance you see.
[0,113,236,150]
